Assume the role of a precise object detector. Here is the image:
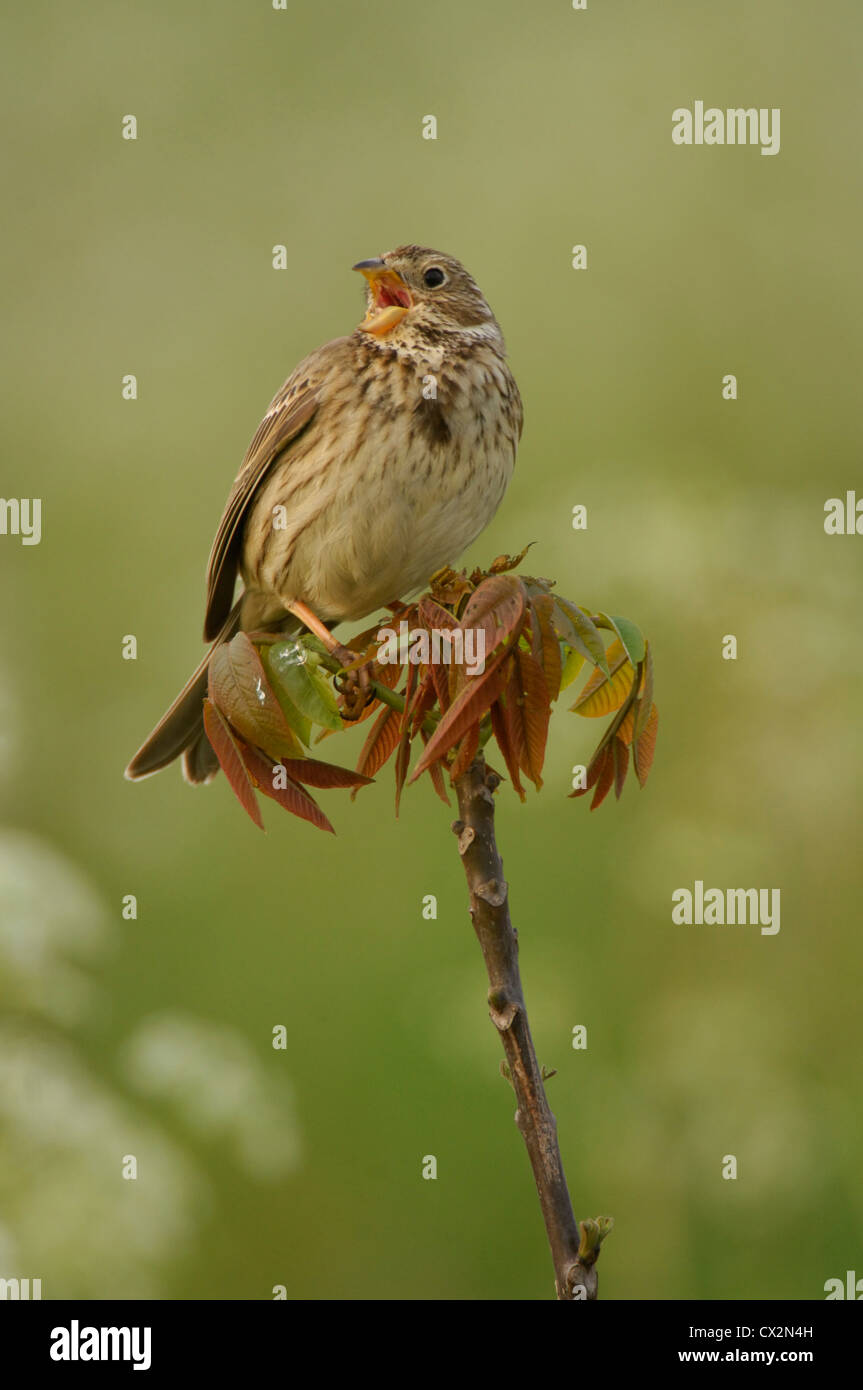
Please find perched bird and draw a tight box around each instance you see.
[126,245,523,784]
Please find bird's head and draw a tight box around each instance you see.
[353,245,501,346]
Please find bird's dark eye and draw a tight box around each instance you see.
[423,266,446,288]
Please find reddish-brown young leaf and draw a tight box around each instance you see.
[202,698,264,830]
[410,657,507,781]
[372,659,406,692]
[398,658,417,736]
[415,597,460,711]
[279,758,373,790]
[612,737,630,800]
[499,647,550,789]
[432,656,453,714]
[209,633,305,758]
[418,729,451,805]
[490,686,526,800]
[240,743,334,833]
[417,596,460,633]
[459,574,527,663]
[568,747,604,799]
[393,662,418,815]
[394,736,411,816]
[354,704,401,785]
[634,704,659,786]
[590,746,616,810]
[450,720,480,782]
[408,668,437,736]
[635,643,655,740]
[529,593,563,704]
[616,705,636,747]
[496,666,526,789]
[520,646,552,782]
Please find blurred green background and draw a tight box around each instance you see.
[2,0,862,1299]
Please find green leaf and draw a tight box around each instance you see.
[552,598,609,676]
[596,613,645,667]
[261,646,313,745]
[266,640,343,731]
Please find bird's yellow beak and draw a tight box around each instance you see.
[353,259,413,336]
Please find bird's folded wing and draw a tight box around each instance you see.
[203,374,320,640]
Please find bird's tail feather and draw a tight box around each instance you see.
[124,602,243,784]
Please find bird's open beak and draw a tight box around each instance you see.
[353,259,413,336]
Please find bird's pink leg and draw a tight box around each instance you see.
[285,599,355,666]
[285,599,372,718]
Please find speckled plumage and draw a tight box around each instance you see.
[126,245,522,783]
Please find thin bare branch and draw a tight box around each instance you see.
[452,753,610,1299]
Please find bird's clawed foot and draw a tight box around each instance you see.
[285,599,373,721]
[333,660,374,721]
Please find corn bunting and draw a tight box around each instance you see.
[126,245,523,784]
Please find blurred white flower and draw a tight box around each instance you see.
[0,1025,206,1299]
[122,1013,302,1180]
[0,832,303,1297]
[0,828,109,1023]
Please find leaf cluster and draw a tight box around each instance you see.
[204,553,658,829]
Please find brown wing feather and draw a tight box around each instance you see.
[203,377,320,640]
